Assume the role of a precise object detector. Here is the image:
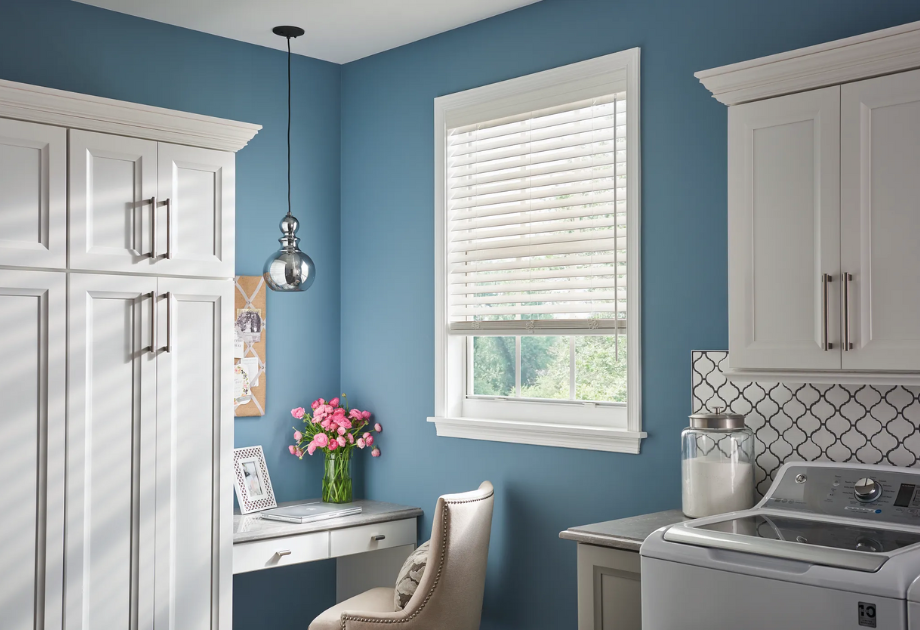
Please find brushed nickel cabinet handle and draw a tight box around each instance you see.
[148,196,157,258]
[276,550,292,557]
[165,292,173,353]
[371,535,386,541]
[164,198,173,260]
[149,291,157,353]
[822,274,833,351]
[844,273,853,351]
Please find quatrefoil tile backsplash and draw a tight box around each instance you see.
[691,351,920,496]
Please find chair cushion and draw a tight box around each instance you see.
[309,587,396,630]
[394,540,430,611]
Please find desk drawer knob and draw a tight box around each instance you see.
[372,535,386,541]
[276,549,292,557]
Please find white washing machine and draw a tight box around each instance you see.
[641,462,920,630]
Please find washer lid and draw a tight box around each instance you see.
[664,514,920,572]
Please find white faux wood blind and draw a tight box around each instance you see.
[447,93,627,334]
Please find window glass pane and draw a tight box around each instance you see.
[575,335,627,403]
[472,336,515,396]
[520,336,569,400]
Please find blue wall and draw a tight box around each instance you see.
[0,0,341,626]
[339,1,920,628]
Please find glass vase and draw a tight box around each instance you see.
[322,449,353,504]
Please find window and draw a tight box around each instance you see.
[430,49,643,453]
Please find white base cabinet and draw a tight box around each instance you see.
[576,545,642,630]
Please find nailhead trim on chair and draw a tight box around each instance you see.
[340,489,494,629]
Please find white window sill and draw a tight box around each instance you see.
[427,416,647,454]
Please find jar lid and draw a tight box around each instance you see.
[689,406,746,429]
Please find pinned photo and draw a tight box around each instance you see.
[236,308,263,343]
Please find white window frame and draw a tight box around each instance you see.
[428,48,645,454]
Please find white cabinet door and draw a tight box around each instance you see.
[154,277,232,630]
[66,273,158,630]
[69,130,158,273]
[727,86,841,370]
[156,144,235,278]
[841,69,920,371]
[0,119,66,268]
[0,270,65,630]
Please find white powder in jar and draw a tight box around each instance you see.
[682,459,754,518]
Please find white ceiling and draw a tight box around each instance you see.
[73,0,542,64]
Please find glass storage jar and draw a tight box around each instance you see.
[682,408,755,518]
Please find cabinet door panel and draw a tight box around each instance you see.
[0,119,66,268]
[69,130,157,273]
[157,145,234,278]
[66,274,157,630]
[728,87,841,370]
[155,278,232,630]
[0,271,65,630]
[842,69,920,370]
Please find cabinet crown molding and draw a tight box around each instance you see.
[696,20,920,105]
[0,78,261,152]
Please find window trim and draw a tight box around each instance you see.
[429,48,644,454]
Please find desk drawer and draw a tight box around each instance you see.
[234,531,329,574]
[331,518,416,557]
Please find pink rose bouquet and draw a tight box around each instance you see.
[288,394,383,503]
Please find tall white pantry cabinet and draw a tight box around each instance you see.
[0,78,260,630]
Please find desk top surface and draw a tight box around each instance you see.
[234,499,423,544]
[559,509,689,552]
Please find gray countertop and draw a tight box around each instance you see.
[559,509,690,552]
[234,499,423,544]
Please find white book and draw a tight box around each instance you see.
[260,502,362,524]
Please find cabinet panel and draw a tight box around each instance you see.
[0,119,66,268]
[728,87,841,370]
[66,274,157,630]
[0,271,65,630]
[842,69,920,370]
[155,277,232,630]
[69,130,158,274]
[156,145,234,278]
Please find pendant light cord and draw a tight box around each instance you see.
[286,35,292,218]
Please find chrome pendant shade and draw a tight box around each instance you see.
[263,25,316,292]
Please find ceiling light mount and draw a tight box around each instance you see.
[271,25,305,39]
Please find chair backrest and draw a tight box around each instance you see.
[401,481,495,630]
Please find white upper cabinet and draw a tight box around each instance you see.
[841,69,920,371]
[70,132,235,278]
[0,270,66,630]
[0,119,66,269]
[727,87,841,370]
[154,277,233,630]
[69,130,158,273]
[156,144,235,278]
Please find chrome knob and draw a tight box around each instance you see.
[854,478,882,503]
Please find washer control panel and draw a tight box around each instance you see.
[765,465,920,526]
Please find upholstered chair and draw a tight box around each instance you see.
[309,481,495,630]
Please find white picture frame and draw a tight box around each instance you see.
[233,446,277,513]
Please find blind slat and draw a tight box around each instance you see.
[451,216,624,243]
[449,153,617,190]
[448,128,623,166]
[450,265,624,286]
[450,191,622,221]
[451,204,624,232]
[451,303,627,316]
[450,180,625,211]
[449,252,625,275]
[451,278,625,295]
[448,237,626,264]
[450,165,617,201]
[452,289,625,307]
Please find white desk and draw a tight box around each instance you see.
[234,500,423,602]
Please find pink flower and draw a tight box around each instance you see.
[348,433,355,444]
[321,419,334,431]
[336,417,353,430]
[363,432,371,438]
[288,445,296,455]
[329,397,340,407]
[357,438,366,449]
[374,423,382,433]
[307,443,316,456]
[313,433,329,448]
[293,431,302,441]
[337,436,347,448]
[292,407,306,419]
[295,448,304,457]
[361,411,371,420]
[324,404,335,415]
[365,435,374,447]
[311,399,322,410]
[337,426,346,436]
[328,439,338,451]
[333,407,346,417]
[371,448,381,457]
[349,409,363,420]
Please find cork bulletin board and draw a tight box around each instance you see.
[234,276,266,416]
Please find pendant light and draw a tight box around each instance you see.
[263,25,316,292]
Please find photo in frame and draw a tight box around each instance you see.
[233,446,277,513]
